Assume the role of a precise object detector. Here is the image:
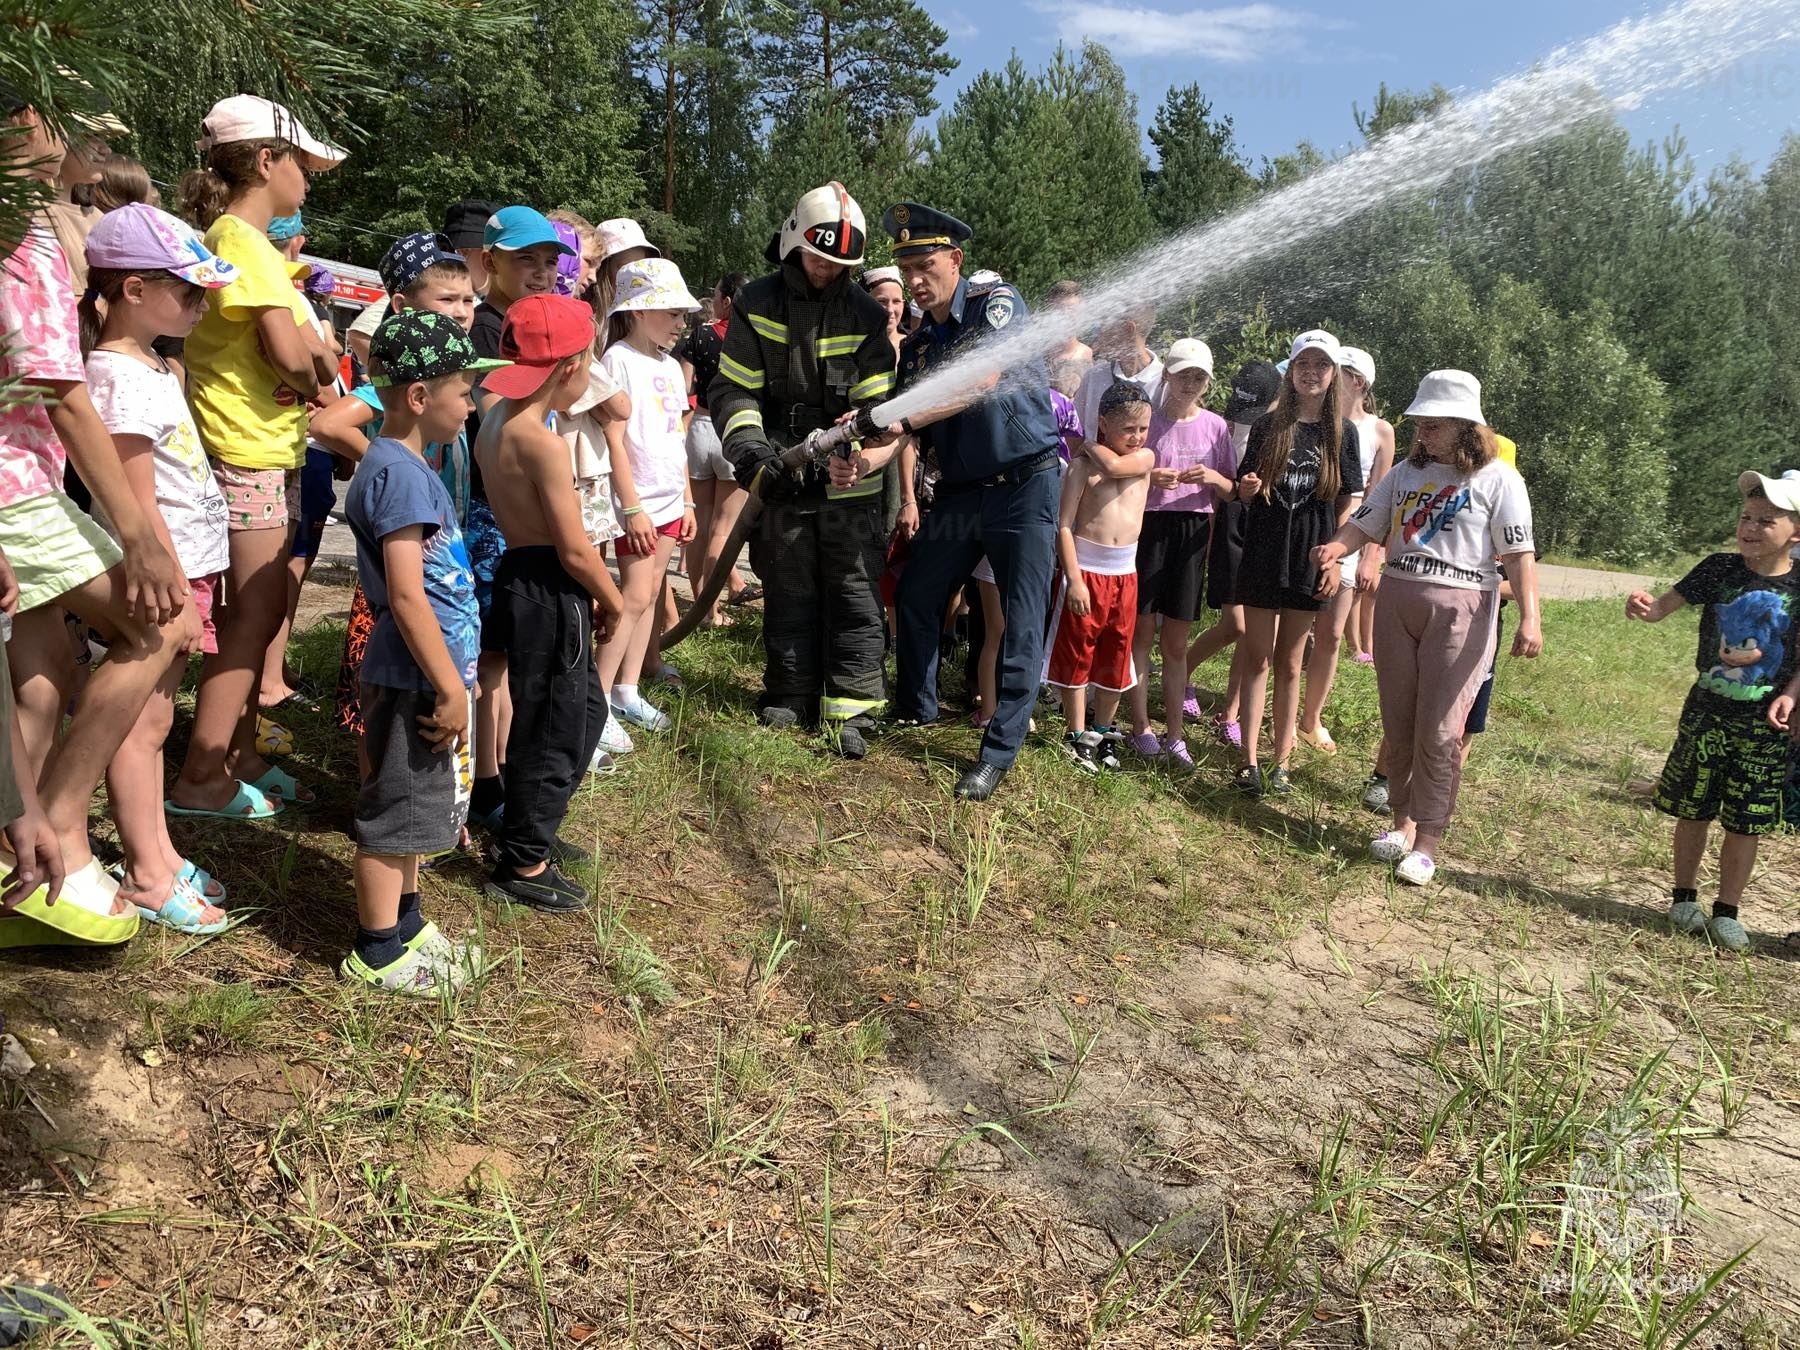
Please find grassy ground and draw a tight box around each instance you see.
[3,580,1798,1348]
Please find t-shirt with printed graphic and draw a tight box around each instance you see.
[184,214,314,471]
[1050,388,1084,463]
[346,436,480,692]
[85,350,230,577]
[600,340,689,528]
[0,228,84,509]
[350,382,470,525]
[1671,553,1800,715]
[1351,456,1533,593]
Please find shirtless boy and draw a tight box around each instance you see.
[473,294,624,912]
[1048,381,1156,773]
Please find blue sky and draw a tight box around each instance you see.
[920,0,1800,176]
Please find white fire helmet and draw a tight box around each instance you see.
[779,182,867,267]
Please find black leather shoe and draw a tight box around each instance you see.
[758,706,801,730]
[831,725,869,759]
[954,761,1008,801]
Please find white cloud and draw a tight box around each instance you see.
[941,8,981,39]
[1036,2,1345,63]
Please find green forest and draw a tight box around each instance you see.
[32,0,1800,562]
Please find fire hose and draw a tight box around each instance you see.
[661,407,882,649]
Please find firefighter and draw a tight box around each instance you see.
[708,183,899,759]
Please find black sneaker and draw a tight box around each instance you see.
[1063,730,1101,774]
[1092,724,1124,771]
[1234,763,1264,796]
[1266,765,1293,796]
[484,863,590,913]
[549,835,590,864]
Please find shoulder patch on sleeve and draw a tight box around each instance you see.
[984,292,1015,330]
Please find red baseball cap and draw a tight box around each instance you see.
[482,294,595,400]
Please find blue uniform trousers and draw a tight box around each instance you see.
[893,465,1058,767]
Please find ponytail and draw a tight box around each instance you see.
[79,267,132,356]
[178,138,294,229]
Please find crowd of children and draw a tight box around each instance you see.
[0,88,1789,988]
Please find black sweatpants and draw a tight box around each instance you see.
[481,547,606,871]
[748,495,888,726]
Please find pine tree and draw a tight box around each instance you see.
[1144,84,1254,233]
[752,0,957,143]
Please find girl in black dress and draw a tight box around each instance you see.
[1232,331,1365,795]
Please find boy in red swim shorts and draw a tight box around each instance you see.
[1048,381,1156,772]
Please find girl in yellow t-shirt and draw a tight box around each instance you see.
[167,96,344,818]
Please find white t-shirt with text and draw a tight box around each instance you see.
[599,342,688,528]
[85,349,230,577]
[1350,456,1532,592]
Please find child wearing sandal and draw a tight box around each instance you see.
[82,204,239,933]
[342,311,504,993]
[170,95,345,818]
[1639,472,1800,955]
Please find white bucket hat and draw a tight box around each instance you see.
[1740,471,1800,514]
[598,218,661,265]
[1164,338,1214,377]
[1405,370,1486,423]
[1338,345,1376,387]
[198,95,346,172]
[608,258,701,315]
[1289,328,1341,362]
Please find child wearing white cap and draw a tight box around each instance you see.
[1231,329,1366,797]
[1634,470,1800,954]
[169,94,345,819]
[1296,344,1395,756]
[1313,370,1542,887]
[1123,339,1235,768]
[593,259,702,751]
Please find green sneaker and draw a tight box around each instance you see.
[1706,915,1750,954]
[1667,901,1707,936]
[341,935,479,997]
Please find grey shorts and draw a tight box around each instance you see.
[686,414,734,481]
[356,682,473,856]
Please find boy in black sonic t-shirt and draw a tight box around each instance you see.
[1628,471,1800,954]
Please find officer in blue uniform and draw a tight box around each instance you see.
[882,203,1062,801]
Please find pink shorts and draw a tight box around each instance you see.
[615,516,683,557]
[188,572,222,655]
[211,460,300,533]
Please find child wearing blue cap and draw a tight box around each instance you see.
[465,206,578,831]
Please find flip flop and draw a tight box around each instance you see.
[0,858,139,947]
[165,780,284,820]
[177,859,226,902]
[248,765,315,806]
[255,715,295,758]
[727,583,764,606]
[134,873,231,936]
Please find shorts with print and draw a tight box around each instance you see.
[465,496,507,623]
[356,681,473,855]
[0,490,122,613]
[189,572,223,656]
[1653,691,1790,835]
[212,460,299,532]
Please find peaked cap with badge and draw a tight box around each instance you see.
[880,203,971,259]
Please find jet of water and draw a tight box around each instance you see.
[872,0,1800,427]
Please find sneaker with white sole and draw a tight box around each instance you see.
[1395,851,1436,886]
[597,716,634,755]
[1370,830,1410,863]
[615,696,671,732]
[1667,900,1708,936]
